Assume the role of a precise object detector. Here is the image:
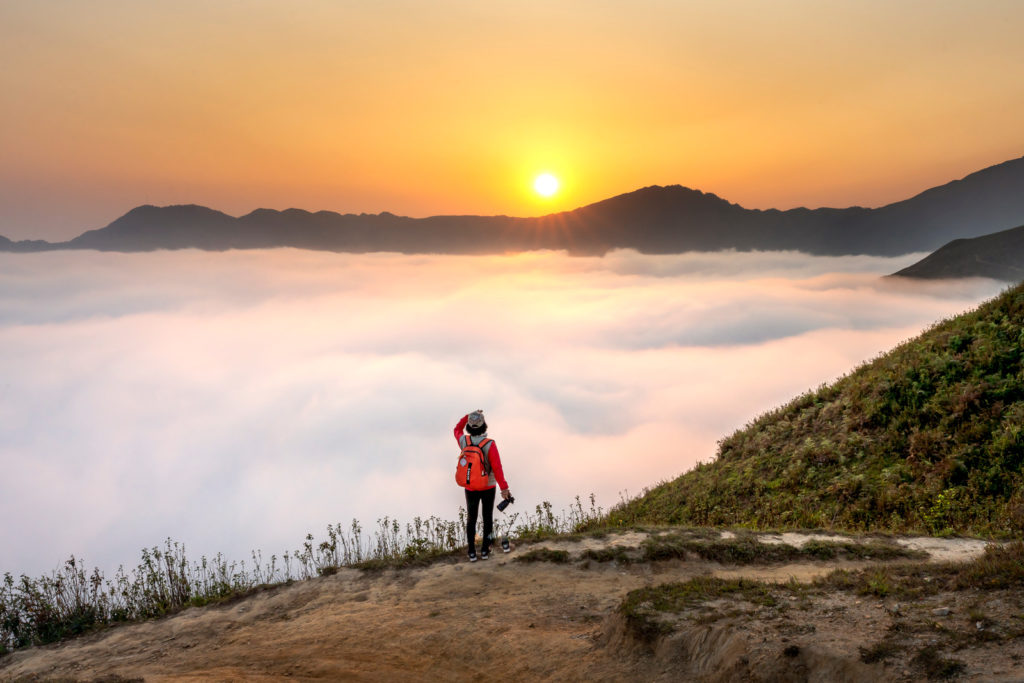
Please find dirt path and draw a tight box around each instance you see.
[1,531,1018,682]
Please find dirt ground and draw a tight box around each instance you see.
[2,531,1021,682]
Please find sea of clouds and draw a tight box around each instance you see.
[0,248,1007,576]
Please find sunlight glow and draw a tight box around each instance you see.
[534,173,559,197]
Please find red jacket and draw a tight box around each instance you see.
[454,415,509,491]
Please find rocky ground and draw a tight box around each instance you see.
[2,530,1020,682]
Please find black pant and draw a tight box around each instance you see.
[465,487,496,554]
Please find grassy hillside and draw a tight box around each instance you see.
[604,282,1024,536]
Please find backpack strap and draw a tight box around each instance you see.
[479,438,494,475]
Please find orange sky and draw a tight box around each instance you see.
[2,1,1023,240]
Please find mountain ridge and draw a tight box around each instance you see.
[892,223,1024,281]
[4,155,1024,256]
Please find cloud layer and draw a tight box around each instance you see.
[0,249,1006,576]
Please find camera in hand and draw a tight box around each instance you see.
[497,495,515,512]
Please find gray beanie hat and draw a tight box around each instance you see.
[467,411,486,428]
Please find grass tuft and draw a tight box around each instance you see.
[912,645,966,680]
[859,638,903,663]
[514,548,570,564]
[579,546,637,564]
[638,533,923,566]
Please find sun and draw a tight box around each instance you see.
[533,173,559,197]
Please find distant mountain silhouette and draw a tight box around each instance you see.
[4,155,1024,256]
[0,233,58,253]
[891,223,1024,281]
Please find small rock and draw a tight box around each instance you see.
[932,607,952,617]
[976,621,984,631]
[887,603,901,614]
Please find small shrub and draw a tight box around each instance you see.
[859,638,903,663]
[579,546,636,564]
[620,577,778,616]
[912,645,966,680]
[953,541,1024,589]
[863,569,894,597]
[640,535,689,561]
[514,548,570,564]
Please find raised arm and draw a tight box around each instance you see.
[453,414,468,444]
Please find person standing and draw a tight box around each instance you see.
[454,410,511,561]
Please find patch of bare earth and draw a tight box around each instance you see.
[1,531,1020,682]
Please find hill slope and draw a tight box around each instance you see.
[608,281,1024,535]
[4,155,1024,256]
[892,223,1024,281]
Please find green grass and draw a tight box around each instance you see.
[594,282,1024,536]
[619,577,778,642]
[513,548,570,564]
[579,546,637,564]
[638,532,925,565]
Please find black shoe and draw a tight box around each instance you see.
[468,552,477,563]
[480,549,490,560]
[501,538,511,553]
